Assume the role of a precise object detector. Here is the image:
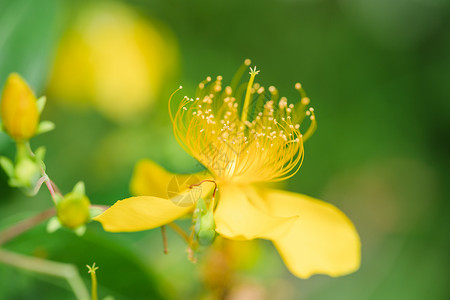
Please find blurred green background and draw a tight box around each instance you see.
[0,0,449,299]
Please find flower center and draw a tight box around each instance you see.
[170,60,316,184]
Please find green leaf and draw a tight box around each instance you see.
[36,120,55,135]
[36,96,47,114]
[0,156,14,177]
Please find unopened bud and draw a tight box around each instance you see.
[194,198,216,246]
[57,182,91,229]
[14,156,41,189]
[1,73,39,141]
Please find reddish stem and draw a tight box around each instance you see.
[0,208,56,246]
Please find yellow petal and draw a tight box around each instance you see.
[253,188,361,278]
[130,159,213,206]
[214,184,297,240]
[130,159,175,197]
[93,196,194,232]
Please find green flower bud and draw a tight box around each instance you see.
[195,198,216,246]
[13,156,41,188]
[57,182,91,229]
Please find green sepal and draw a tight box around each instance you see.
[34,146,46,171]
[36,120,55,135]
[35,146,46,161]
[53,193,63,205]
[0,156,14,178]
[89,206,105,219]
[72,181,85,196]
[8,178,23,187]
[47,216,62,233]
[74,225,86,236]
[36,96,47,114]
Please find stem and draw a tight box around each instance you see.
[167,222,190,244]
[0,208,56,246]
[161,226,169,254]
[50,180,61,195]
[45,177,57,201]
[31,175,48,196]
[24,141,60,204]
[91,272,97,300]
[0,249,90,300]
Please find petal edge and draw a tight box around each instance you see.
[254,188,361,278]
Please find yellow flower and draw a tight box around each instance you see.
[47,1,178,122]
[1,73,39,141]
[94,61,360,278]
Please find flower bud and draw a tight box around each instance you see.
[14,156,41,189]
[195,198,216,246]
[197,210,216,246]
[1,73,39,141]
[57,183,91,229]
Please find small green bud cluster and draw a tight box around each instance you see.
[0,73,93,235]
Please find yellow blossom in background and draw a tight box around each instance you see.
[47,1,178,122]
[1,73,39,141]
[94,61,361,279]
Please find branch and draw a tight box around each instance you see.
[0,207,56,246]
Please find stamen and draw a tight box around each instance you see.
[302,108,317,142]
[168,86,183,123]
[161,226,169,254]
[170,63,311,184]
[230,59,252,92]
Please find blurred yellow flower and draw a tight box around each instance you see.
[94,61,361,278]
[47,1,178,122]
[1,73,39,141]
